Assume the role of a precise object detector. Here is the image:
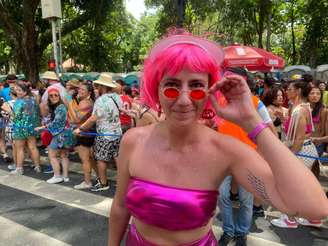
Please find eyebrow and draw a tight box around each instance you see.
[163,78,207,83]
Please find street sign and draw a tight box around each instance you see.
[41,0,62,19]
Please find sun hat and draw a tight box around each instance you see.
[67,79,80,88]
[41,71,59,81]
[93,73,118,88]
[147,32,224,65]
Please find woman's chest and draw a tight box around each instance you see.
[129,143,226,189]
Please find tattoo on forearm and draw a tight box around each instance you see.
[247,170,271,204]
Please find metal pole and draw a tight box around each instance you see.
[177,0,185,28]
[57,19,63,73]
[51,18,59,75]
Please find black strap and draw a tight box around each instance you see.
[110,97,120,112]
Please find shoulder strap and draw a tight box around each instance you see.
[110,97,120,112]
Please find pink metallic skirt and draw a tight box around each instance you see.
[126,224,218,246]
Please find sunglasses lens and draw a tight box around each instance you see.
[163,88,179,99]
[190,89,206,100]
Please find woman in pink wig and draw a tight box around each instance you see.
[108,32,328,246]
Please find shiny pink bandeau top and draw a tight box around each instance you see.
[125,177,218,231]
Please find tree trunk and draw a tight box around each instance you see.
[290,1,297,65]
[266,13,271,51]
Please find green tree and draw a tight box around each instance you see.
[301,0,328,66]
[0,0,120,82]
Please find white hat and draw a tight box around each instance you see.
[41,71,59,81]
[93,73,118,88]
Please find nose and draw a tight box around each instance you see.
[176,90,192,106]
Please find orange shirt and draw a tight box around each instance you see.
[217,96,259,149]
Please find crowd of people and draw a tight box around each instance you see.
[1,32,328,246]
[0,71,162,192]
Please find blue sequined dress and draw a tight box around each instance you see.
[12,97,40,140]
[47,104,74,149]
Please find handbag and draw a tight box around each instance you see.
[297,139,319,169]
[41,130,53,147]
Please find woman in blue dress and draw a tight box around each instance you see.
[35,87,74,184]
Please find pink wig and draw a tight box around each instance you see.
[142,34,224,111]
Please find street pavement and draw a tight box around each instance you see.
[0,150,327,246]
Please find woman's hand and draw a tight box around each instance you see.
[209,74,261,132]
[34,126,45,132]
[1,102,11,113]
[73,128,81,136]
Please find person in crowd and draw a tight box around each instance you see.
[302,73,314,87]
[74,73,122,192]
[68,81,98,190]
[271,79,322,228]
[108,32,328,246]
[317,81,326,93]
[35,87,73,184]
[0,75,16,159]
[1,89,17,161]
[319,81,328,107]
[263,86,288,140]
[65,79,80,99]
[3,82,41,175]
[93,83,100,99]
[260,77,275,100]
[306,84,328,178]
[119,86,133,133]
[0,74,16,102]
[128,87,164,127]
[41,71,70,105]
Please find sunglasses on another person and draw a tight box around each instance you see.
[49,94,59,98]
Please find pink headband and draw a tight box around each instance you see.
[148,34,224,65]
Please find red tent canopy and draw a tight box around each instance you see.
[223,45,285,71]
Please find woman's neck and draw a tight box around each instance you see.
[162,121,200,150]
[291,97,305,106]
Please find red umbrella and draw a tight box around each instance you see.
[223,45,285,71]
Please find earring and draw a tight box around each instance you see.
[201,109,215,119]
[157,104,162,118]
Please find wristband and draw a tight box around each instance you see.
[247,122,268,143]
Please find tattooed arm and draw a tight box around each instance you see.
[222,127,328,220]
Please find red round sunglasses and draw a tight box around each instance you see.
[163,87,206,100]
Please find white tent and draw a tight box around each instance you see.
[282,65,312,80]
[315,64,328,81]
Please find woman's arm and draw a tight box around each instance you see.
[40,102,49,118]
[210,75,328,219]
[228,121,328,219]
[108,130,135,246]
[319,108,328,137]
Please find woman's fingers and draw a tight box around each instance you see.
[209,75,247,96]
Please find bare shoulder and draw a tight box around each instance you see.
[121,124,155,147]
[199,124,251,158]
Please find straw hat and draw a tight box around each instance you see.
[67,79,80,88]
[41,71,59,81]
[93,73,118,88]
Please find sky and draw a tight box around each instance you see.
[126,0,147,20]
